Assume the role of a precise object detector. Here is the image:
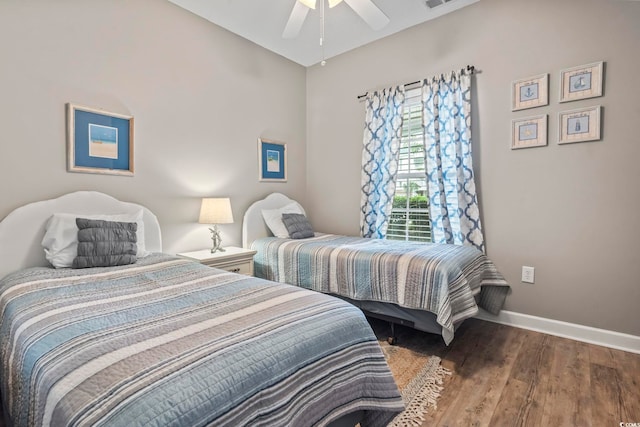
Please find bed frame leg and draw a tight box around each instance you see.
[387,322,397,345]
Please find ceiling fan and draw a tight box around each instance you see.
[282,0,390,39]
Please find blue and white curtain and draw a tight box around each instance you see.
[360,86,405,239]
[422,69,485,251]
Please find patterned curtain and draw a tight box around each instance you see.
[360,86,405,239]
[422,69,485,251]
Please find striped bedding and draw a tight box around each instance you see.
[0,254,403,427]
[252,234,510,344]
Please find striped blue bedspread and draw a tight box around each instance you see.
[252,234,510,344]
[0,254,403,427]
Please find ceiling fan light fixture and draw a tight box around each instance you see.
[298,0,317,9]
[328,0,344,7]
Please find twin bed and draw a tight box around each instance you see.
[0,192,404,427]
[243,193,510,345]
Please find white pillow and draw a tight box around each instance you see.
[42,210,148,268]
[261,202,304,238]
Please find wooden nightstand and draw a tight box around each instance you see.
[177,247,257,276]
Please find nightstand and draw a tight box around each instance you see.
[177,246,257,276]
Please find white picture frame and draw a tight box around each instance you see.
[512,73,549,111]
[511,115,547,150]
[559,61,604,103]
[558,106,601,144]
[66,103,134,176]
[258,138,287,182]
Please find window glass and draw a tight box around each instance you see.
[387,89,432,243]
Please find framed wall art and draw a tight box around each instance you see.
[512,73,549,111]
[558,106,601,144]
[559,61,603,103]
[258,138,287,182]
[66,103,134,176]
[511,115,547,149]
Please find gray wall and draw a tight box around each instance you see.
[0,0,307,254]
[306,0,640,336]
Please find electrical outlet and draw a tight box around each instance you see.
[521,266,535,283]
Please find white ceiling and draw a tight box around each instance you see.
[167,0,480,67]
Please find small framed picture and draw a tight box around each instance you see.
[67,103,134,176]
[258,138,287,182]
[512,73,549,111]
[558,106,601,144]
[511,115,547,149]
[559,61,603,103]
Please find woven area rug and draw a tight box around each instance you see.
[369,319,451,427]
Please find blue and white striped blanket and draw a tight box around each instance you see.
[253,234,510,344]
[0,254,403,427]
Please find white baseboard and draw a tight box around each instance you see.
[475,309,640,355]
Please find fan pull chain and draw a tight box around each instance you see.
[320,0,326,66]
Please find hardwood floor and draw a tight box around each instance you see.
[375,318,640,427]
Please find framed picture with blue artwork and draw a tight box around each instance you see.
[511,115,548,149]
[258,138,287,182]
[559,61,603,103]
[512,73,549,111]
[66,103,134,176]
[558,106,601,144]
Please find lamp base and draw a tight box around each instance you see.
[208,225,225,253]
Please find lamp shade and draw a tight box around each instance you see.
[198,198,234,224]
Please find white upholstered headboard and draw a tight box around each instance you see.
[242,193,305,249]
[0,191,162,280]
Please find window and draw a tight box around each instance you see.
[386,89,432,243]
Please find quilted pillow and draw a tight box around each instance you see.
[72,218,138,269]
[281,213,314,239]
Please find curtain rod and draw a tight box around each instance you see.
[356,65,476,100]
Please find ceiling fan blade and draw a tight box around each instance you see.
[298,0,317,9]
[282,1,311,39]
[282,1,309,39]
[343,0,390,30]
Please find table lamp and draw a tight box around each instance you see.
[199,197,234,253]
